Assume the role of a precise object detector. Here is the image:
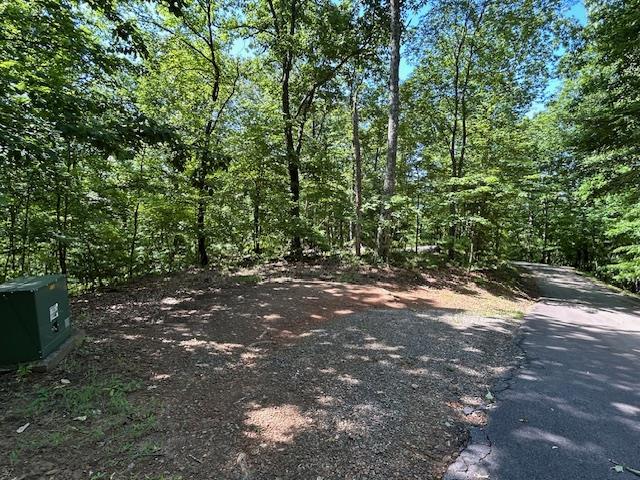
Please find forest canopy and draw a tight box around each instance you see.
[1,0,638,292]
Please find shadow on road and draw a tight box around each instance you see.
[447,263,640,480]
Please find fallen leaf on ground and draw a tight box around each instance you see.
[236,452,250,480]
[16,423,30,433]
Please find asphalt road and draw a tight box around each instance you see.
[445,263,640,480]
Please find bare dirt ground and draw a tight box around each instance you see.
[0,262,537,480]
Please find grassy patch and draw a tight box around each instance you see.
[394,251,445,270]
[477,263,540,301]
[8,374,157,466]
[15,363,34,382]
[479,307,526,320]
[232,273,262,285]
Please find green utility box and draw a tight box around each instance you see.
[0,275,73,365]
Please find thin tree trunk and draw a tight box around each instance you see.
[20,185,32,274]
[253,180,261,254]
[128,154,145,278]
[447,29,464,261]
[4,204,17,277]
[129,202,140,278]
[542,197,549,263]
[56,189,63,271]
[57,143,74,275]
[351,79,363,257]
[196,131,210,268]
[195,129,213,269]
[415,192,420,254]
[283,82,302,258]
[277,0,302,259]
[195,0,227,267]
[197,194,209,266]
[467,229,475,272]
[377,0,401,260]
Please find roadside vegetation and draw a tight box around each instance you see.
[0,0,638,292]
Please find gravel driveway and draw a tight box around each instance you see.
[1,267,532,480]
[228,308,520,479]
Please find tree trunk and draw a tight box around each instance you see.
[447,35,463,261]
[542,198,549,263]
[197,196,209,266]
[20,185,32,274]
[467,226,475,271]
[282,59,302,259]
[57,143,73,275]
[129,202,140,278]
[196,116,215,268]
[415,191,420,254]
[196,152,209,267]
[253,180,261,254]
[377,0,401,260]
[4,204,17,277]
[128,155,145,278]
[274,0,303,260]
[351,80,363,257]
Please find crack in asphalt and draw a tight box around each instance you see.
[444,304,533,480]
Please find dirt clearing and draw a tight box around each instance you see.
[0,263,536,480]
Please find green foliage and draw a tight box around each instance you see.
[0,0,637,291]
[15,364,33,381]
[555,0,640,289]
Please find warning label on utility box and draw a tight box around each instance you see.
[49,303,59,321]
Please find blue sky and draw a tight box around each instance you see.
[400,1,588,81]
[529,1,587,114]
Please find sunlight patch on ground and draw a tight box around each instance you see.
[611,402,640,416]
[178,338,244,353]
[244,405,312,444]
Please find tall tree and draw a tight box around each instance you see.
[564,0,640,289]
[138,0,239,266]
[351,75,364,257]
[239,0,380,258]
[407,0,563,262]
[377,0,402,260]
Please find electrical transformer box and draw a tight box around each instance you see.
[0,275,72,365]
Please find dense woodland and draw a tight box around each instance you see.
[0,0,638,291]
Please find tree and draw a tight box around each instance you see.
[238,0,381,258]
[350,72,364,256]
[2,0,638,295]
[406,0,564,263]
[563,0,640,289]
[137,0,240,266]
[377,0,402,260]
